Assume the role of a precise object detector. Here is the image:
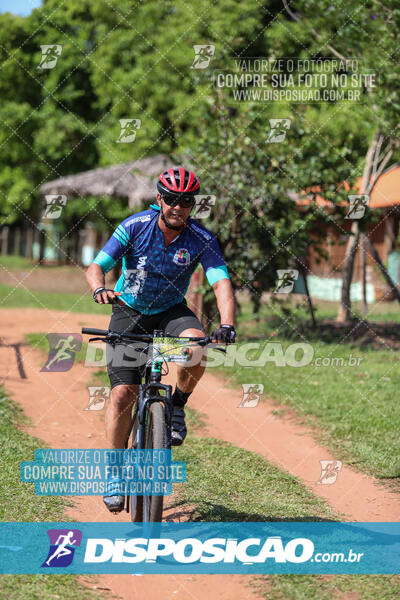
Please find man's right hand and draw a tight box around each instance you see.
[93,287,123,304]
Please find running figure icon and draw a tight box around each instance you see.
[44,335,79,371]
[45,531,77,566]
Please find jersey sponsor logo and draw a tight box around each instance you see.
[124,215,152,227]
[173,248,190,266]
[189,222,212,241]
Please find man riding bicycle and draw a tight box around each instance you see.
[86,166,236,512]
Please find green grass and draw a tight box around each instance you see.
[236,296,400,339]
[12,337,400,597]
[0,255,37,270]
[26,326,400,482]
[253,574,400,600]
[0,386,102,599]
[173,433,400,599]
[214,339,400,480]
[0,283,110,314]
[172,436,335,521]
[0,388,68,522]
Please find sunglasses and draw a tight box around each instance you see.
[162,194,196,208]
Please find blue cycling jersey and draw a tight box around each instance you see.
[93,205,230,314]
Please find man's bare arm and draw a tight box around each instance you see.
[86,263,105,293]
[86,263,122,304]
[212,278,235,325]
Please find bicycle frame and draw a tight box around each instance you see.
[81,326,226,521]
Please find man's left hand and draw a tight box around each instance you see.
[211,324,236,344]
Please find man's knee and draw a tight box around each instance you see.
[179,328,207,367]
[110,385,139,412]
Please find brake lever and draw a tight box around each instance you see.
[88,335,120,344]
[214,347,227,354]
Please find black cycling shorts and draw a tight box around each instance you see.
[106,301,205,389]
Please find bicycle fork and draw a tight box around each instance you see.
[136,382,173,448]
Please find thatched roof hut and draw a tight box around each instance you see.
[40,155,174,210]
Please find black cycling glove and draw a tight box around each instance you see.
[211,324,236,344]
[93,287,119,304]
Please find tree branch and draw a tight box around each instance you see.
[372,133,384,176]
[368,141,398,194]
[282,0,347,61]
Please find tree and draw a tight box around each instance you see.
[277,0,400,322]
[191,88,355,325]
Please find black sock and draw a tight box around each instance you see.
[172,386,192,408]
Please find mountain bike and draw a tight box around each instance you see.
[81,327,225,522]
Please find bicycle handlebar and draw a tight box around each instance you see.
[81,327,215,345]
[80,329,232,355]
[81,328,108,336]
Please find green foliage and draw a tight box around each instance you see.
[1,0,400,313]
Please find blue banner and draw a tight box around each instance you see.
[20,449,186,496]
[0,522,399,574]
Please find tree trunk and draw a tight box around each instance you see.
[25,226,33,259]
[1,226,9,255]
[361,234,367,316]
[337,134,379,323]
[297,259,316,328]
[38,229,46,263]
[365,236,400,303]
[337,222,360,323]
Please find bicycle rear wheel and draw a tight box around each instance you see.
[143,401,166,522]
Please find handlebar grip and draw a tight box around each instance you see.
[81,328,109,336]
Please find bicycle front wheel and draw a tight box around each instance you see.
[143,401,166,522]
[129,406,143,523]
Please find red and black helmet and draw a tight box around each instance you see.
[157,167,200,196]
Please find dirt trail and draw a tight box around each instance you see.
[0,308,259,600]
[1,308,399,598]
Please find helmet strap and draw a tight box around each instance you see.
[160,208,187,231]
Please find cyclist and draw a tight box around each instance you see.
[86,166,236,512]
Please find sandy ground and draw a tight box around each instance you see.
[0,308,399,599]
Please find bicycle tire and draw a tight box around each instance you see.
[143,401,166,522]
[129,407,143,522]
